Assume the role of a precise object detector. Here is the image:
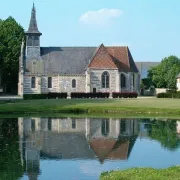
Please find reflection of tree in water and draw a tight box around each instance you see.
[147,120,180,151]
[0,118,24,180]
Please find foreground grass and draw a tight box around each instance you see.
[0,98,180,117]
[100,166,180,180]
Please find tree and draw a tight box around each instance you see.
[148,56,180,89]
[141,78,152,89]
[148,120,180,151]
[0,17,25,93]
[0,118,24,179]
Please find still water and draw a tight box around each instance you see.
[0,117,180,180]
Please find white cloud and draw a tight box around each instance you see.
[79,8,123,25]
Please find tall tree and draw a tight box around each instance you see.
[148,56,180,89]
[0,16,25,93]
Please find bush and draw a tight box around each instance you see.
[157,92,180,98]
[48,92,67,99]
[23,93,67,100]
[71,92,110,99]
[112,92,138,98]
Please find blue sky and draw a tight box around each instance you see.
[1,0,180,61]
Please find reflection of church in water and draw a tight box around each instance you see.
[18,118,140,179]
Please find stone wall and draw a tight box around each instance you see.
[59,75,86,93]
[22,71,140,94]
[89,69,119,92]
[23,74,86,94]
[155,88,167,95]
[41,76,59,93]
[23,75,41,94]
[120,72,140,93]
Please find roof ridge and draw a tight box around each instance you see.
[40,46,97,48]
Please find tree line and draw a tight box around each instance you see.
[0,17,24,93]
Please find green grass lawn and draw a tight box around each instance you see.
[0,98,180,116]
[100,166,180,180]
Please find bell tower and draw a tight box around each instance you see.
[26,3,42,59]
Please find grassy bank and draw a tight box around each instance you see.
[0,98,180,117]
[100,166,180,180]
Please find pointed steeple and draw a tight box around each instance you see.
[26,3,42,35]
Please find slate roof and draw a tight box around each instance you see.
[39,132,95,159]
[40,47,96,74]
[26,3,42,35]
[40,46,138,75]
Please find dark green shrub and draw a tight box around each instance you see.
[70,92,110,99]
[157,92,180,98]
[23,93,67,100]
[112,92,138,98]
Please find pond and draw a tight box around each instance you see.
[0,117,180,180]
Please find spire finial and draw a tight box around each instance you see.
[33,1,35,10]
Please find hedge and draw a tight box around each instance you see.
[157,91,180,98]
[71,92,110,99]
[112,92,138,98]
[23,92,138,99]
[23,93,67,100]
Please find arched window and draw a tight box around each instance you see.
[48,77,52,88]
[31,77,36,88]
[102,71,109,88]
[121,74,126,88]
[31,119,35,131]
[101,119,109,136]
[72,79,76,88]
[33,36,39,46]
[72,119,76,129]
[27,36,33,46]
[48,118,52,131]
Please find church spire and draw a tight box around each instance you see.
[26,3,42,35]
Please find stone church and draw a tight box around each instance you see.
[18,4,140,96]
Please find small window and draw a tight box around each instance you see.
[121,74,126,88]
[72,79,76,88]
[72,119,76,129]
[31,77,36,88]
[102,71,109,88]
[48,118,52,131]
[48,77,52,88]
[33,36,39,46]
[27,36,33,46]
[31,119,35,131]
